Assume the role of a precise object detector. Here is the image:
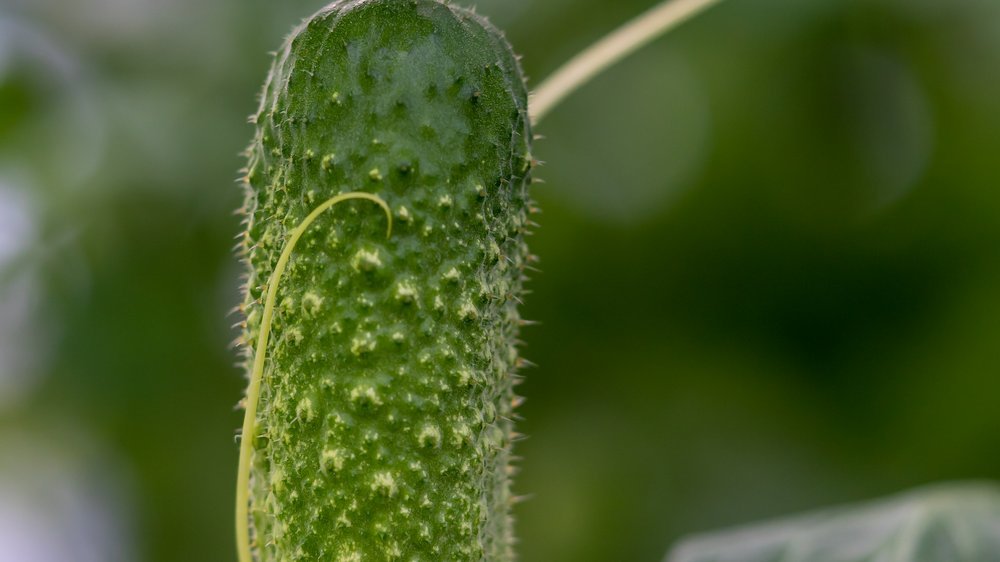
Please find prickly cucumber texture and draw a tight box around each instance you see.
[236,0,533,560]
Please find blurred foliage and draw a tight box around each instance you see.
[669,482,1000,561]
[1,0,999,561]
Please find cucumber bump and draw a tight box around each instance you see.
[236,1,534,560]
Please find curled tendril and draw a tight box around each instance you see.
[236,192,392,562]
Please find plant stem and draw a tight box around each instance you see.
[529,0,724,125]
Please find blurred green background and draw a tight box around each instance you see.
[2,0,999,560]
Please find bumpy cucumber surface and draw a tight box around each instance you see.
[237,0,533,560]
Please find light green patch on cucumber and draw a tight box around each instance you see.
[236,0,533,560]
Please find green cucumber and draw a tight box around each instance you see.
[235,1,534,560]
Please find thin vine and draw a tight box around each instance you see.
[530,0,724,125]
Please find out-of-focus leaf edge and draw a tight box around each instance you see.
[666,481,1000,562]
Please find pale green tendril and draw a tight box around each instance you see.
[236,192,393,562]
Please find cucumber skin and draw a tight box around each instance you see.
[238,1,532,560]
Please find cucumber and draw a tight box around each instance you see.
[236,1,533,560]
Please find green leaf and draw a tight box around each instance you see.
[667,482,1000,562]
